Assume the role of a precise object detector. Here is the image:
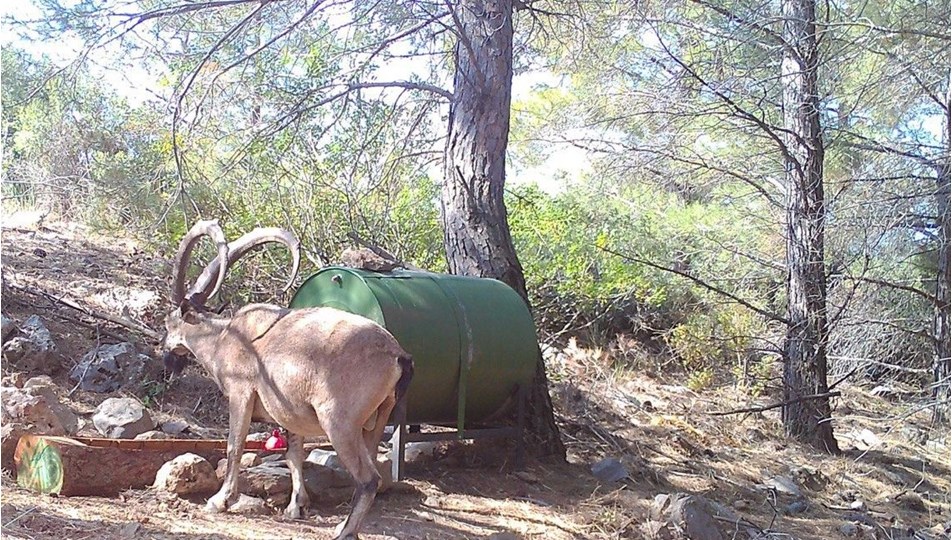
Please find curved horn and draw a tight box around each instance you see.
[170,220,229,305]
[189,227,301,301]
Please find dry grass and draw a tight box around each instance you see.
[547,338,950,538]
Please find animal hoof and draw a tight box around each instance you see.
[333,522,357,539]
[284,505,304,520]
[204,496,228,514]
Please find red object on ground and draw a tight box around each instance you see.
[265,429,287,451]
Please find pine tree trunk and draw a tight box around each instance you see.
[780,0,839,453]
[932,112,950,424]
[440,0,565,458]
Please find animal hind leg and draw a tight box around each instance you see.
[284,431,310,519]
[206,392,254,513]
[362,394,396,459]
[328,425,381,540]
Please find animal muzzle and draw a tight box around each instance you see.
[163,351,189,375]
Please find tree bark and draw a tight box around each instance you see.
[440,0,565,458]
[780,0,839,453]
[932,102,951,424]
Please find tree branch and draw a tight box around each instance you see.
[841,275,940,307]
[346,81,453,101]
[651,31,808,179]
[598,245,790,325]
[708,391,841,416]
[685,0,800,66]
[8,283,161,341]
[817,20,949,41]
[216,0,324,75]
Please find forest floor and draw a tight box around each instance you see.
[1,217,949,540]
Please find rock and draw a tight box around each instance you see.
[376,458,394,493]
[486,533,522,540]
[246,431,270,442]
[161,420,189,435]
[924,522,951,538]
[232,452,392,506]
[2,316,59,374]
[925,439,948,453]
[135,430,170,440]
[881,527,918,540]
[69,342,150,393]
[846,428,883,450]
[118,522,140,538]
[18,315,55,349]
[708,501,740,523]
[869,385,916,400]
[22,375,54,389]
[21,377,78,435]
[881,468,906,485]
[153,453,220,495]
[613,395,641,411]
[848,499,866,511]
[901,426,927,445]
[302,448,391,491]
[651,493,725,540]
[241,452,262,468]
[404,441,440,463]
[839,523,860,537]
[837,490,857,503]
[842,511,878,527]
[591,457,629,484]
[306,448,346,471]
[784,499,809,515]
[239,463,293,499]
[1,372,28,388]
[762,476,802,498]
[0,385,68,471]
[1,314,15,343]
[789,465,828,491]
[303,461,353,501]
[216,453,262,478]
[514,470,540,484]
[93,397,153,438]
[639,520,668,538]
[895,492,927,512]
[228,494,269,515]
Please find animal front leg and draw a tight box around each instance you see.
[284,432,310,519]
[206,393,254,513]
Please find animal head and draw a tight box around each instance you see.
[160,219,301,374]
[161,299,200,373]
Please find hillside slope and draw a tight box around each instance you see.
[1,219,949,539]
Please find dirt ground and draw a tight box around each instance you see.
[1,219,949,539]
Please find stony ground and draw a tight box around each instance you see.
[1,217,949,539]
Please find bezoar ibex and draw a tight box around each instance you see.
[160,220,413,540]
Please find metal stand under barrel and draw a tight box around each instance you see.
[389,384,526,481]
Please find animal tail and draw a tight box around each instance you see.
[395,354,414,401]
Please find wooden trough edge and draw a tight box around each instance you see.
[13,435,331,497]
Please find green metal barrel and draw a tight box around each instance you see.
[289,267,538,427]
